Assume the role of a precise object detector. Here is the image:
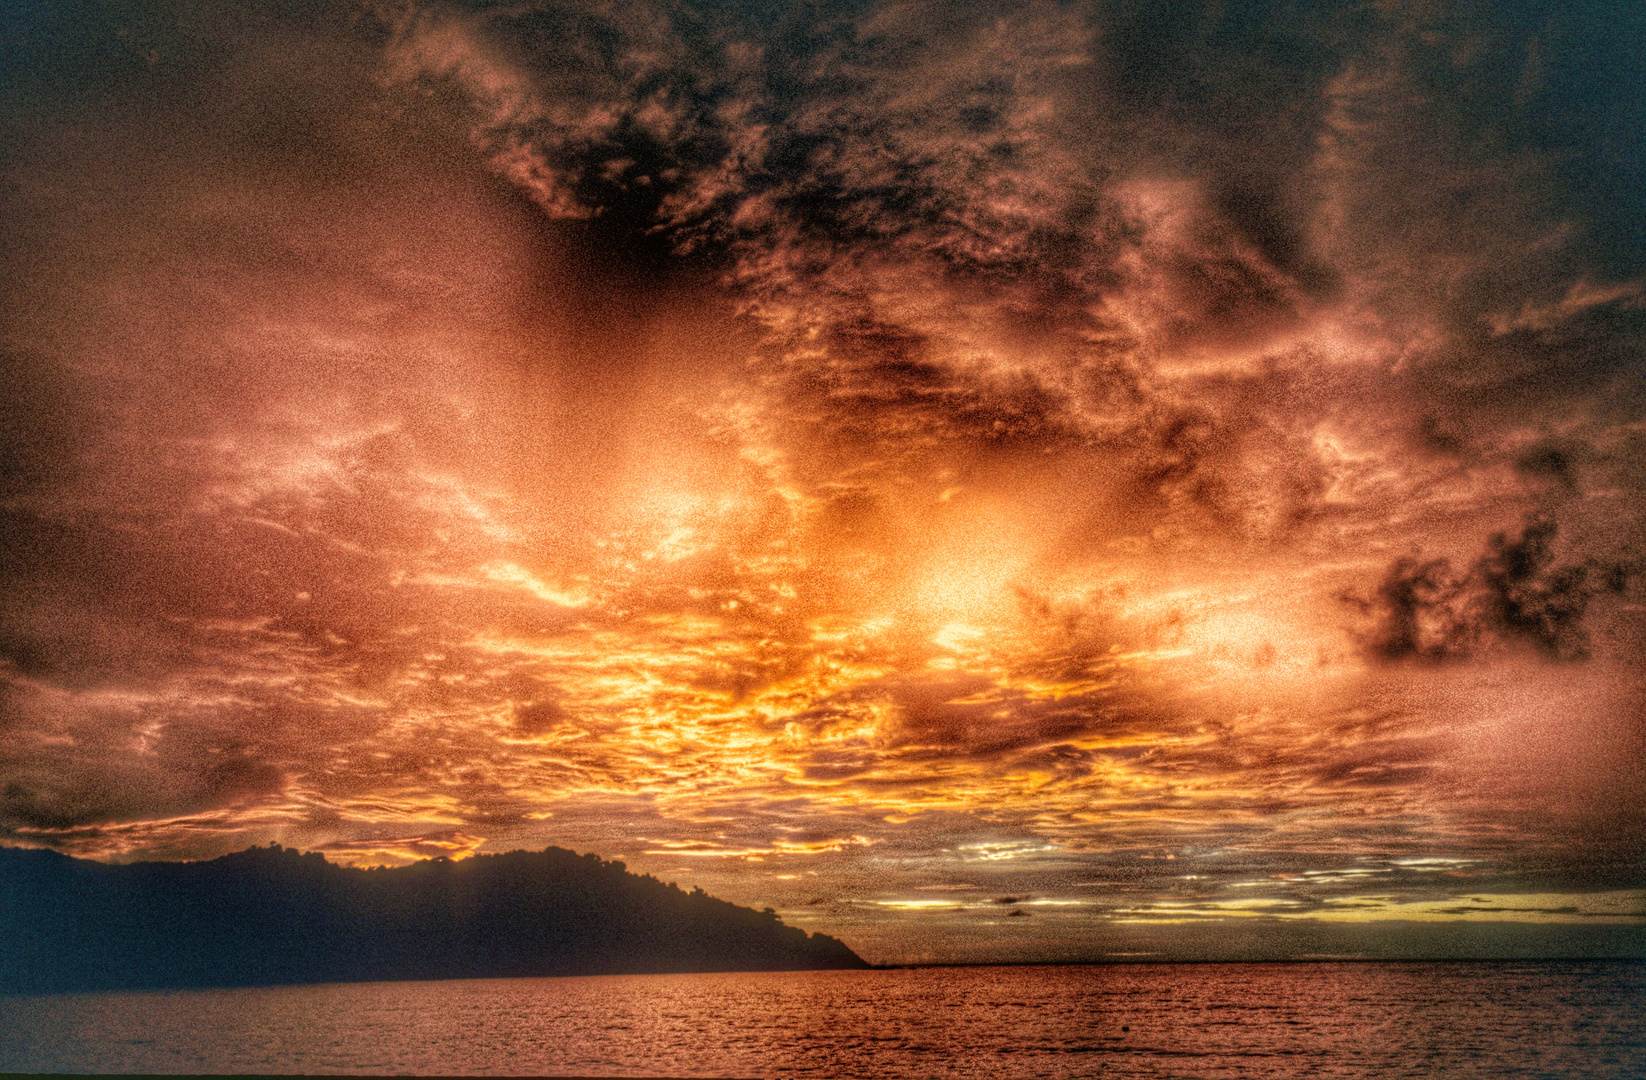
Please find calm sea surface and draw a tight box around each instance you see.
[0,962,1641,1078]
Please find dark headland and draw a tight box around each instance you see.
[0,844,868,994]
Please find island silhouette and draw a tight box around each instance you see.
[0,844,868,993]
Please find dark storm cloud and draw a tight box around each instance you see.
[385,0,1340,334]
[1348,514,1642,662]
[396,0,1646,550]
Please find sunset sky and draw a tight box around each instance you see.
[2,0,1643,964]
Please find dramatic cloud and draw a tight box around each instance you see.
[1,0,1642,962]
[1348,514,1642,662]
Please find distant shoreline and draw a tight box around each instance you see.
[874,955,1646,969]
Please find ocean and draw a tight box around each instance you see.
[0,961,1641,1077]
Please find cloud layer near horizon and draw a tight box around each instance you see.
[1,0,1642,962]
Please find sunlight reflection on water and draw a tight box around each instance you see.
[1,962,1642,1078]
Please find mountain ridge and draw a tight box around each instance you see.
[0,843,868,993]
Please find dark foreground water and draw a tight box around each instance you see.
[1,962,1642,1078]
